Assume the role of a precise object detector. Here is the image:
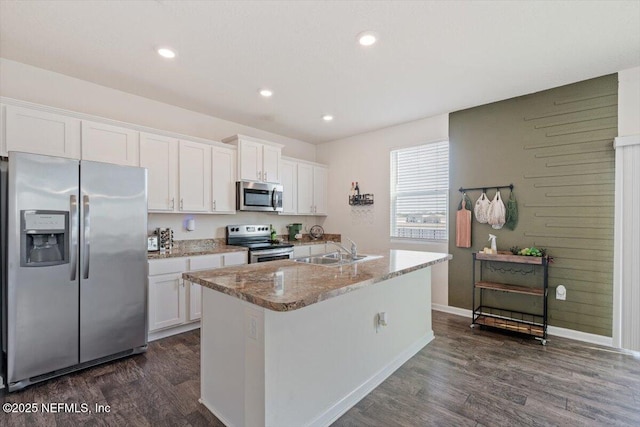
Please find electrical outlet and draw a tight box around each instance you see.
[556,285,567,301]
[248,316,258,340]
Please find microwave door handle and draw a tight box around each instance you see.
[70,195,78,281]
[82,195,91,279]
[271,189,277,210]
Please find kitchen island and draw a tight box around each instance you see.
[183,250,450,427]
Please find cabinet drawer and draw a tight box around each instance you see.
[148,258,188,276]
[189,254,222,271]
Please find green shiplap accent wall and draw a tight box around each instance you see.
[448,74,617,337]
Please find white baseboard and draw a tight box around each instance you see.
[432,303,471,318]
[199,398,236,427]
[432,304,614,347]
[547,325,612,347]
[309,331,435,427]
[148,321,200,342]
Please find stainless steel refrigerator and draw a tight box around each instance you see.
[1,151,148,392]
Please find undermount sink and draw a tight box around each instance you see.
[293,252,381,266]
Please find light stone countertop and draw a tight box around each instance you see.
[148,244,247,260]
[182,250,451,311]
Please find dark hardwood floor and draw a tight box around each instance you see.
[2,311,639,426]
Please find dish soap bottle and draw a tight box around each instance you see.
[270,224,277,242]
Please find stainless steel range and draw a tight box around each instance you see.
[226,224,294,263]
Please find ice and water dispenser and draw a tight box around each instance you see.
[20,211,69,267]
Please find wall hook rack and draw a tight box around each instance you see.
[458,184,513,193]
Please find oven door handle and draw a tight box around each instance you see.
[252,248,294,257]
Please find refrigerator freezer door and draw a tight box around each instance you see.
[79,160,148,362]
[7,152,80,384]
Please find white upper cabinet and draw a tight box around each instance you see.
[262,144,281,183]
[280,158,298,215]
[179,140,212,212]
[297,161,328,216]
[81,120,139,166]
[313,165,328,215]
[211,145,236,213]
[223,134,282,183]
[5,105,81,159]
[297,163,314,215]
[140,132,179,212]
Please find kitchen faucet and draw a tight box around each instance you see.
[327,237,357,258]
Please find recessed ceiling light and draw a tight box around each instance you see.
[157,47,176,59]
[322,114,334,122]
[357,31,377,47]
[259,89,273,98]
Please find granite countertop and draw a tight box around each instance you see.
[148,244,247,260]
[182,250,451,312]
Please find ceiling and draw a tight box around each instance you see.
[1,1,639,144]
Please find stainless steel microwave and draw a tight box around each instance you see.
[237,181,284,212]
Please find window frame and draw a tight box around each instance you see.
[389,140,450,243]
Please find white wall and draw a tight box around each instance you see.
[0,58,316,161]
[618,67,640,136]
[0,58,324,240]
[316,115,449,305]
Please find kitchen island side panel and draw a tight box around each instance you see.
[200,266,432,427]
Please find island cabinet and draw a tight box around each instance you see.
[185,250,451,427]
[471,252,549,344]
[223,134,282,184]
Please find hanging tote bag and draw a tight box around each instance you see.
[487,190,506,229]
[474,192,490,223]
[456,193,472,248]
[505,190,518,230]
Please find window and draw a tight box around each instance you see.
[390,141,449,241]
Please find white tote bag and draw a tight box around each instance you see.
[487,191,506,229]
[474,192,491,224]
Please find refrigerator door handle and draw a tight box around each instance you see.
[70,194,78,281]
[83,195,91,279]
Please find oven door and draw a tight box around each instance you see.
[250,247,294,263]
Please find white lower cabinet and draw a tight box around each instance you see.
[148,251,247,339]
[148,272,187,331]
[293,243,329,258]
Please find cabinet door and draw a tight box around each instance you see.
[313,165,328,215]
[309,243,328,256]
[297,163,314,214]
[81,120,139,166]
[140,133,179,211]
[5,106,81,159]
[148,273,186,332]
[262,144,281,183]
[293,245,311,258]
[179,140,212,212]
[212,146,236,213]
[280,159,297,214]
[188,282,202,321]
[223,251,248,266]
[238,139,262,181]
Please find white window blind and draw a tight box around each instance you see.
[390,141,449,241]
